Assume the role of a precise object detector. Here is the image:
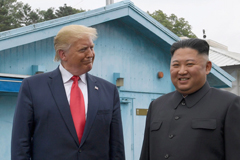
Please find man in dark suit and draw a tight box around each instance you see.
[11,25,125,160]
[140,38,240,160]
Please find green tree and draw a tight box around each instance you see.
[55,4,85,18]
[0,1,86,32]
[39,8,56,21]
[13,3,42,26]
[0,0,20,31]
[0,0,12,31]
[148,10,197,38]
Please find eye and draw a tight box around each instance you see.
[186,63,194,66]
[79,47,87,52]
[172,63,179,67]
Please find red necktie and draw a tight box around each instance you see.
[70,76,85,143]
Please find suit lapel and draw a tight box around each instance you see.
[80,73,99,147]
[48,68,79,145]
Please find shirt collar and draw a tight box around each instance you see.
[171,82,211,109]
[184,82,210,108]
[59,63,87,84]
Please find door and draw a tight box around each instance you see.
[120,97,134,160]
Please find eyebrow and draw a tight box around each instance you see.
[172,59,196,63]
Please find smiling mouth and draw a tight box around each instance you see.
[84,59,93,63]
[179,78,189,81]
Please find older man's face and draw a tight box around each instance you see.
[170,47,211,96]
[61,36,95,76]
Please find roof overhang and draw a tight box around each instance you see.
[207,63,235,88]
[0,0,179,52]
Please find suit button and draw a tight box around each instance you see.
[175,116,180,120]
[169,134,174,139]
[78,149,82,153]
[164,154,169,159]
[181,101,185,105]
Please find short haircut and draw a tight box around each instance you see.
[54,25,98,61]
[170,38,209,57]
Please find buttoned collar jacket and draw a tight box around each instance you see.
[140,82,240,160]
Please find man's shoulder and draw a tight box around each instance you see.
[24,68,58,82]
[210,87,239,99]
[208,88,240,103]
[153,91,176,103]
[157,91,175,99]
[88,74,115,87]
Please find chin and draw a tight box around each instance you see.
[85,66,93,73]
[177,88,190,93]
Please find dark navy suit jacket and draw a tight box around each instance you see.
[11,68,125,160]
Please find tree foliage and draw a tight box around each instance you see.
[1,1,197,39]
[39,8,56,21]
[0,0,19,31]
[55,4,85,18]
[13,3,42,26]
[0,1,85,32]
[148,10,197,38]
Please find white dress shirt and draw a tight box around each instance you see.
[59,64,88,117]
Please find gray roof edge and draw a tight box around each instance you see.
[0,73,30,79]
[212,63,235,82]
[0,0,179,42]
[210,46,240,62]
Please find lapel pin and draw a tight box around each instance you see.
[95,86,99,90]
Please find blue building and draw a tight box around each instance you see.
[0,1,235,159]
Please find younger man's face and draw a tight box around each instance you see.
[170,47,212,96]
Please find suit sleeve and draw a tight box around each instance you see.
[224,96,240,160]
[140,101,153,160]
[109,86,125,160]
[11,79,34,160]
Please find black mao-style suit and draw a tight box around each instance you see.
[11,67,125,160]
[140,82,240,160]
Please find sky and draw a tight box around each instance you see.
[19,0,240,53]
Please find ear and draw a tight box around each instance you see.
[205,61,212,75]
[58,50,67,61]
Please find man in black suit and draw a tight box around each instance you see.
[11,25,125,160]
[140,38,240,160]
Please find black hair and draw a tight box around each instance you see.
[170,38,209,57]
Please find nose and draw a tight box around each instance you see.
[87,47,94,58]
[178,65,187,74]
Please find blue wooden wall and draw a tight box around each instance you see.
[0,37,56,75]
[91,21,173,159]
[0,20,173,160]
[0,93,17,160]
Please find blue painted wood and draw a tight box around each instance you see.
[0,37,58,75]
[120,91,164,160]
[120,98,134,160]
[90,21,173,94]
[0,93,17,160]
[0,77,23,92]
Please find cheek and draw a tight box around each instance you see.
[189,67,202,76]
[170,69,178,77]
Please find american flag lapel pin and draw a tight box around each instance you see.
[95,86,99,90]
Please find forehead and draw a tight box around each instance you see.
[72,37,94,46]
[171,48,202,61]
